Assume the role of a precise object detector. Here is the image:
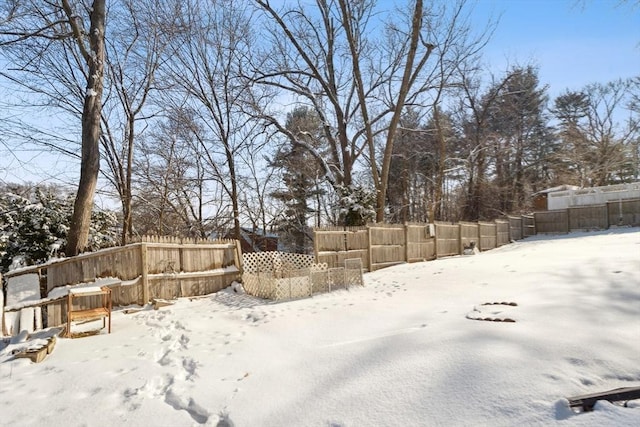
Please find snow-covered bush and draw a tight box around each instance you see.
[337,185,376,226]
[0,187,117,273]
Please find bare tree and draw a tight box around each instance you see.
[254,0,490,222]
[485,66,552,213]
[454,68,519,220]
[253,0,365,193]
[552,78,640,186]
[0,0,106,256]
[388,108,436,223]
[132,107,222,238]
[238,146,281,243]
[163,0,266,240]
[100,0,177,245]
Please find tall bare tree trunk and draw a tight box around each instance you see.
[429,107,446,222]
[375,0,429,222]
[65,0,106,256]
[120,114,135,246]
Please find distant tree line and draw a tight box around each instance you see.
[0,0,638,257]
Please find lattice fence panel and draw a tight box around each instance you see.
[345,258,364,287]
[243,252,315,275]
[310,269,329,294]
[329,267,346,290]
[277,253,315,271]
[242,272,276,299]
[241,252,362,300]
[274,272,312,301]
[243,252,277,274]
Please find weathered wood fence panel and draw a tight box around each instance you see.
[608,198,640,226]
[314,227,369,270]
[46,299,64,330]
[459,222,479,251]
[508,216,523,241]
[495,220,510,246]
[569,205,608,230]
[46,245,141,293]
[109,279,142,306]
[479,222,497,251]
[406,224,435,262]
[434,223,460,258]
[369,224,406,271]
[145,243,237,274]
[146,245,181,274]
[522,215,536,237]
[535,211,568,234]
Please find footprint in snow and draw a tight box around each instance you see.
[466,301,518,322]
[217,411,234,427]
[164,389,209,424]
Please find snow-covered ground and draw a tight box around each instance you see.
[1,228,639,426]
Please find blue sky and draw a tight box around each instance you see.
[471,0,639,97]
[1,0,638,186]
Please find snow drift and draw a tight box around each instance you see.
[1,228,639,426]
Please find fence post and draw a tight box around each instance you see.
[404,224,409,263]
[313,229,319,264]
[367,226,373,272]
[140,243,149,305]
[493,220,498,246]
[235,240,244,275]
[0,272,4,336]
[179,243,185,274]
[433,223,439,259]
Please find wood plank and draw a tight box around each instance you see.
[69,307,110,321]
[568,386,640,411]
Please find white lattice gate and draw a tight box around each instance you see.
[242,252,363,301]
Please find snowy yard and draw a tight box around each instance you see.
[1,228,639,426]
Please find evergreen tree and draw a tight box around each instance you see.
[0,185,117,273]
[485,66,554,213]
[336,185,376,227]
[271,107,326,252]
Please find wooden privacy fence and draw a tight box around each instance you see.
[312,227,370,271]
[534,199,640,234]
[315,216,533,271]
[314,200,640,274]
[2,236,241,334]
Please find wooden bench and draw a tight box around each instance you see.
[568,386,640,412]
[66,286,112,337]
